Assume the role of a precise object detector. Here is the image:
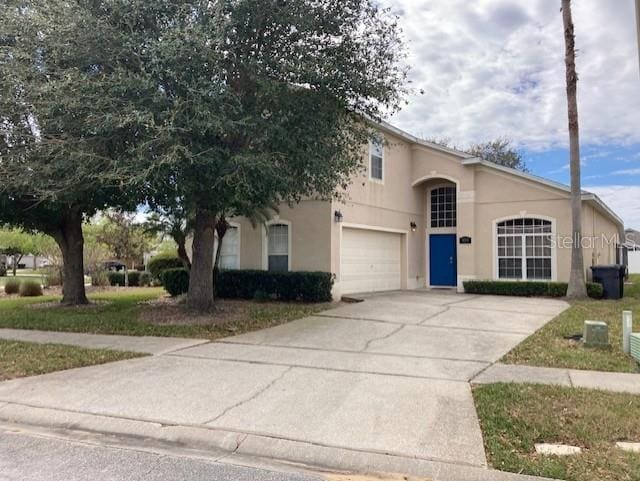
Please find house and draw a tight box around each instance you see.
[197,122,624,299]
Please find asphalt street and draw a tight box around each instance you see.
[0,428,324,481]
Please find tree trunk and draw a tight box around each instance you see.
[562,0,587,299]
[175,235,191,270]
[52,209,89,305]
[187,208,216,311]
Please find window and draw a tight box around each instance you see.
[430,186,456,228]
[497,218,552,280]
[369,138,383,181]
[267,223,289,271]
[217,226,239,270]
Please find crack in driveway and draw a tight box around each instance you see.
[204,367,293,424]
[361,325,406,352]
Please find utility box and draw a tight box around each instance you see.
[583,320,609,348]
[631,333,640,363]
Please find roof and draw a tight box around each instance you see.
[372,120,624,229]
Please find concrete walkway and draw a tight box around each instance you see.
[0,328,208,355]
[473,362,640,394]
[0,291,569,481]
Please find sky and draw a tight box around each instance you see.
[383,0,640,229]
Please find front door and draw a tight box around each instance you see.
[429,234,457,287]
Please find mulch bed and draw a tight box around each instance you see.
[137,297,260,326]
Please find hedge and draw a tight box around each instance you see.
[147,254,184,281]
[463,280,603,299]
[159,269,334,302]
[107,270,142,287]
[161,268,190,297]
[4,279,21,295]
[216,270,334,302]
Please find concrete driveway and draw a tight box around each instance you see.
[0,291,568,479]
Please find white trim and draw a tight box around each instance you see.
[491,214,558,282]
[262,219,292,271]
[341,222,409,235]
[411,173,459,188]
[368,137,384,184]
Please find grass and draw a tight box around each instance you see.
[474,383,640,481]
[0,339,144,381]
[502,275,640,373]
[0,287,330,339]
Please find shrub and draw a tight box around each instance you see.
[39,266,62,287]
[107,270,141,287]
[587,282,604,299]
[91,270,110,287]
[147,253,184,281]
[216,270,334,302]
[4,279,21,295]
[18,280,43,297]
[463,280,604,299]
[161,268,190,296]
[139,271,152,287]
[0,264,6,277]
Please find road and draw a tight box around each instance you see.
[0,428,324,481]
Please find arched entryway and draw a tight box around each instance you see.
[412,175,459,288]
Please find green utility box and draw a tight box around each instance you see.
[583,320,609,348]
[631,333,640,363]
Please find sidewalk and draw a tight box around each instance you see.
[473,363,640,394]
[0,328,208,355]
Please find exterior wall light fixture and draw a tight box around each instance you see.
[334,210,344,223]
[410,222,417,232]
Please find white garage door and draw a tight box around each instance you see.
[340,228,402,294]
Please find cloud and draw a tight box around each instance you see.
[612,168,640,175]
[586,185,640,229]
[385,0,640,151]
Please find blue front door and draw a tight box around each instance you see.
[429,234,457,287]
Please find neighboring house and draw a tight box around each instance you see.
[191,121,624,299]
[4,254,50,269]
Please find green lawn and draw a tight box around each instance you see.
[0,339,144,381]
[502,275,640,373]
[474,383,640,481]
[0,288,330,339]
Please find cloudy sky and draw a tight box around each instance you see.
[384,0,640,228]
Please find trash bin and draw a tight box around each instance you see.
[619,264,626,298]
[590,265,623,299]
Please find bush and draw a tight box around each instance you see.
[0,264,6,277]
[216,270,334,302]
[107,270,141,287]
[4,279,21,294]
[18,280,43,297]
[39,266,62,287]
[161,268,190,296]
[587,282,604,299]
[91,270,110,287]
[139,271,152,287]
[463,280,604,299]
[147,254,184,281]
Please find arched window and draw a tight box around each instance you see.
[430,186,456,228]
[497,218,552,280]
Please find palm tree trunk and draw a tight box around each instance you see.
[562,0,587,299]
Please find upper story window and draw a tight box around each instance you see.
[430,186,456,228]
[267,223,290,272]
[497,218,553,280]
[369,138,384,181]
